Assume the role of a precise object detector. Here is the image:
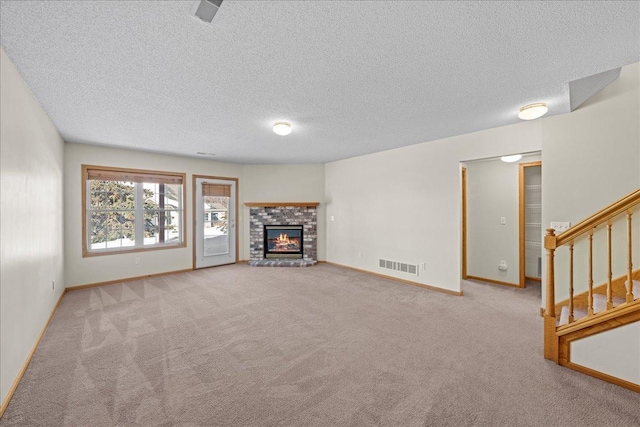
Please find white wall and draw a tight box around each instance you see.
[64,144,244,287]
[325,62,639,297]
[325,121,542,293]
[571,322,640,385]
[0,48,65,407]
[242,164,326,261]
[540,62,640,388]
[65,145,328,286]
[466,154,541,285]
[542,62,640,303]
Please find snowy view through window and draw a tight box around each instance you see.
[203,195,229,256]
[88,180,182,251]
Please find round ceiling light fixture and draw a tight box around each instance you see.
[501,154,523,163]
[273,121,292,136]
[518,103,548,120]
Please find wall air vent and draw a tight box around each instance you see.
[190,0,223,25]
[379,259,418,276]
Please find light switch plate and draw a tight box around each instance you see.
[550,222,571,233]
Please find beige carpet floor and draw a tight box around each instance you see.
[1,264,638,426]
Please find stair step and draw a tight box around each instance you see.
[557,293,626,327]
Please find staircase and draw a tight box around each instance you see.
[543,188,640,392]
[558,293,628,326]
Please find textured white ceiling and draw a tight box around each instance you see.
[1,1,639,164]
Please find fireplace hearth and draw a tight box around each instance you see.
[264,225,303,259]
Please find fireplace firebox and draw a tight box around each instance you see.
[264,225,303,259]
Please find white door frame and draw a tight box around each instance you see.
[192,175,239,269]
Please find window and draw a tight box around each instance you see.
[82,166,186,256]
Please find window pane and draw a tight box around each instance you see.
[203,196,229,256]
[90,211,135,249]
[143,182,159,206]
[163,184,182,206]
[143,210,181,246]
[144,210,160,245]
[90,180,135,210]
[89,181,107,209]
[143,183,160,217]
[163,207,180,242]
[110,182,134,210]
[90,212,108,250]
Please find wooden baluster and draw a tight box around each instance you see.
[569,241,574,323]
[588,229,594,316]
[627,209,634,303]
[544,228,558,362]
[606,220,613,310]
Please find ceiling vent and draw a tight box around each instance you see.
[190,0,223,25]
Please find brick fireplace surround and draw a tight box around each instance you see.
[245,202,318,267]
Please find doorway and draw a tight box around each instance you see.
[193,176,238,269]
[461,153,541,288]
[519,162,542,287]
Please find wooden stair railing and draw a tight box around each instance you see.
[544,188,640,365]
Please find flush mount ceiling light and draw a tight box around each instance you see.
[518,103,548,120]
[273,121,292,136]
[501,154,523,163]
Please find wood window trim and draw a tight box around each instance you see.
[81,165,187,257]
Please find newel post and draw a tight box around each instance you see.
[543,228,558,362]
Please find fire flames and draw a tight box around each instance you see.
[277,233,291,244]
[272,233,300,251]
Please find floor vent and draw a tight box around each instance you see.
[379,259,418,276]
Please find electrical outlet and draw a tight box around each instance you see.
[498,261,508,271]
[550,222,571,233]
[358,252,362,258]
[330,215,335,221]
[420,263,426,270]
[500,217,506,225]
[135,257,141,265]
